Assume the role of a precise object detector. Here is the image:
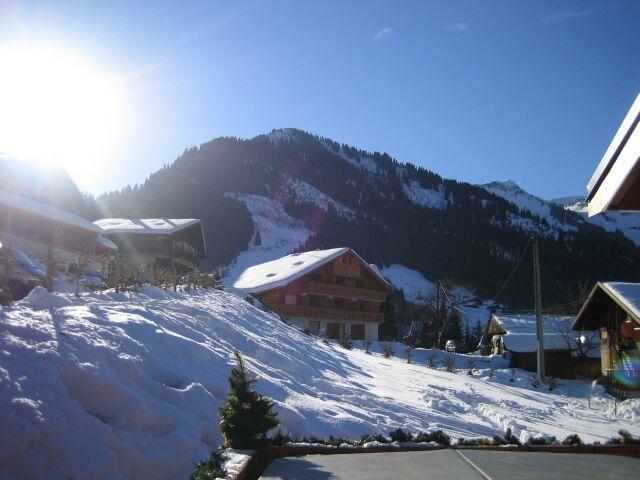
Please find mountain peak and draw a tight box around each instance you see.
[480,179,524,193]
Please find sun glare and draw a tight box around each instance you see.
[0,44,127,189]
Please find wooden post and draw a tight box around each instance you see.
[532,232,545,381]
[45,226,59,292]
[434,281,440,349]
[114,253,122,293]
[171,235,177,292]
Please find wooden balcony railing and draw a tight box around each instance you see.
[333,262,360,278]
[306,281,387,302]
[265,304,384,323]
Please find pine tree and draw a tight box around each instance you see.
[219,350,279,449]
[254,230,262,246]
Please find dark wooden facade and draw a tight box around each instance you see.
[254,250,389,341]
[573,283,640,398]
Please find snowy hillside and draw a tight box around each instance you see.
[482,180,640,246]
[2,287,639,479]
[221,192,312,285]
[551,195,640,246]
[481,180,578,233]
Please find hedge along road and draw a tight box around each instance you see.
[259,449,640,479]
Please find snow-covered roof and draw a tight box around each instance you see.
[95,218,201,235]
[587,92,640,216]
[0,190,101,234]
[601,282,640,321]
[233,247,389,294]
[95,236,118,251]
[491,314,596,354]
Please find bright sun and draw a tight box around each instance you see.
[0,44,127,189]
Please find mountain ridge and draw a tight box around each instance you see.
[93,128,640,308]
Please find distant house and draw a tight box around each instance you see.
[0,187,117,291]
[586,92,640,216]
[572,282,640,398]
[480,314,600,379]
[94,218,206,281]
[233,247,390,341]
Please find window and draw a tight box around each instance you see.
[311,273,321,282]
[335,298,344,309]
[309,295,322,307]
[335,275,346,286]
[355,279,363,288]
[285,294,297,305]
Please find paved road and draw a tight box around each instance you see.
[260,449,640,479]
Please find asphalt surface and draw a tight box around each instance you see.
[259,449,640,479]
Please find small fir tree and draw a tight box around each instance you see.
[219,350,279,449]
[339,333,353,350]
[190,450,227,480]
[427,349,437,368]
[404,344,413,363]
[254,230,262,246]
[381,343,394,358]
[443,354,455,372]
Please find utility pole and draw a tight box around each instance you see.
[434,281,441,349]
[532,232,545,381]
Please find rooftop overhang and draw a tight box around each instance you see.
[572,282,640,331]
[95,218,206,258]
[586,93,640,216]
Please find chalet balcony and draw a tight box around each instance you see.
[306,281,387,302]
[264,303,384,323]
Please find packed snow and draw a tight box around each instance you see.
[2,287,638,479]
[222,193,312,284]
[402,181,450,210]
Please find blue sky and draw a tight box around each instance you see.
[1,0,639,198]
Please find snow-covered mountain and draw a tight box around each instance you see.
[551,195,640,247]
[2,287,638,479]
[95,129,640,308]
[481,180,640,247]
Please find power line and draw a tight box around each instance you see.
[491,238,531,301]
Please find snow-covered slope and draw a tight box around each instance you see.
[551,196,640,246]
[381,264,435,303]
[222,193,312,284]
[2,287,638,479]
[481,180,578,233]
[481,180,640,247]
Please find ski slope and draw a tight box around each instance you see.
[1,287,638,479]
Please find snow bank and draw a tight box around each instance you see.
[1,287,638,479]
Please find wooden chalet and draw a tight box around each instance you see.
[234,248,390,341]
[480,314,600,379]
[586,92,640,216]
[572,282,640,398]
[94,218,206,282]
[0,190,117,291]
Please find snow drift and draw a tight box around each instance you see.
[1,287,638,479]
